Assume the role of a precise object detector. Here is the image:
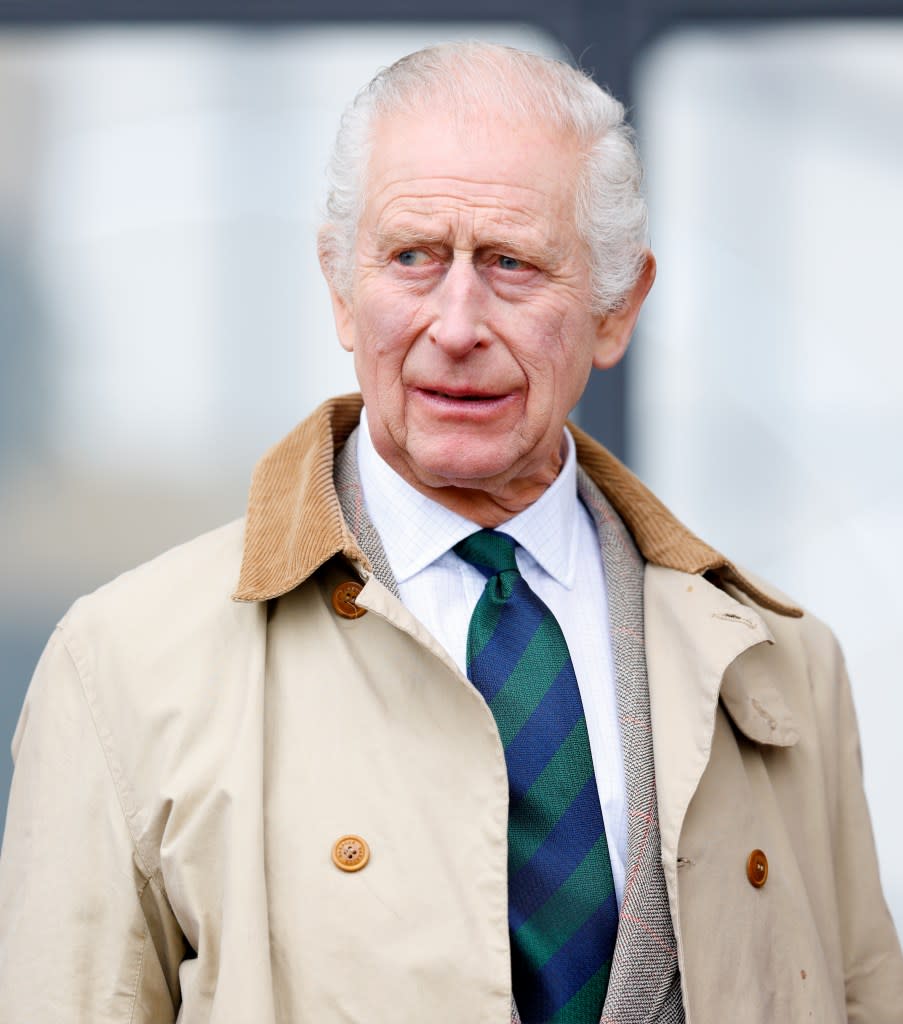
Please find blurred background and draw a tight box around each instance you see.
[1,2,901,941]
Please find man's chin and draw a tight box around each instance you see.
[412,462,512,494]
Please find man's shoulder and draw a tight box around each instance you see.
[728,565,829,637]
[20,519,265,795]
[723,564,845,684]
[59,517,253,665]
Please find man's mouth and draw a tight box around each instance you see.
[420,388,503,402]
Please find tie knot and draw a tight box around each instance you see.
[454,529,519,577]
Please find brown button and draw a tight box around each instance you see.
[746,849,768,888]
[332,581,366,619]
[332,834,370,872]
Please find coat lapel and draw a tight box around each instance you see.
[644,565,775,932]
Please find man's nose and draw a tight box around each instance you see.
[427,257,490,356]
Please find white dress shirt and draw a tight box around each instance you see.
[355,411,628,906]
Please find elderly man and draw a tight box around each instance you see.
[1,41,901,1024]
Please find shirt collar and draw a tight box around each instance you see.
[232,393,802,620]
[357,408,579,589]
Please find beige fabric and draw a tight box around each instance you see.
[337,435,684,1023]
[1,395,901,1023]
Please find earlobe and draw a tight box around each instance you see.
[329,287,356,353]
[318,227,356,353]
[592,250,656,370]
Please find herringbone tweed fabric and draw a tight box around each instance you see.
[334,431,684,1023]
[574,467,684,1024]
[334,430,400,599]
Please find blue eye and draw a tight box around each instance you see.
[397,249,427,266]
[497,255,524,271]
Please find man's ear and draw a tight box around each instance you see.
[318,226,356,353]
[592,250,656,370]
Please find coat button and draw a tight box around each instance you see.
[746,849,768,888]
[332,834,370,872]
[332,581,366,619]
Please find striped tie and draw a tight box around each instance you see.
[454,529,617,1024]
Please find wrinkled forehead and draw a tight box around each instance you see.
[356,106,587,274]
[362,101,583,210]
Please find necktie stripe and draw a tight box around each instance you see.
[514,834,615,965]
[513,901,618,1019]
[465,585,508,666]
[508,776,607,929]
[507,720,594,875]
[468,579,546,698]
[549,963,613,1023]
[503,661,588,799]
[454,529,616,1023]
[489,617,570,748]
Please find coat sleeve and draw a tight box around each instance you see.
[0,626,185,1023]
[820,633,903,1021]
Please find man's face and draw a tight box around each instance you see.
[326,104,647,513]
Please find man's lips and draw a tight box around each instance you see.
[407,386,518,422]
[414,386,510,402]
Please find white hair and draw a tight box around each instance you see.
[319,41,648,315]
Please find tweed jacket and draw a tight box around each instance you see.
[1,394,901,1023]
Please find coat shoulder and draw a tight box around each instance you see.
[726,564,839,657]
[53,518,266,721]
[61,518,248,641]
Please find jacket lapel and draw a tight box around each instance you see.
[333,427,400,597]
[577,470,685,1024]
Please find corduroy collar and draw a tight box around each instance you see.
[233,393,801,618]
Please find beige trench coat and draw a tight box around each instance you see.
[1,395,901,1023]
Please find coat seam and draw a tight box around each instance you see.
[128,883,151,1024]
[54,622,157,885]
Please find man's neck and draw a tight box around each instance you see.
[359,409,569,528]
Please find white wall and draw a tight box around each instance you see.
[633,21,903,937]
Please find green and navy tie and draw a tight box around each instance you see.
[454,529,617,1024]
